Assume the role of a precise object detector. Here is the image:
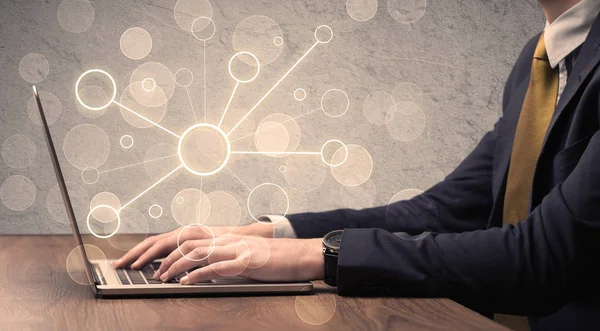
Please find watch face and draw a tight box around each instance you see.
[324,230,343,250]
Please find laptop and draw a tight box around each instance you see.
[32,85,313,297]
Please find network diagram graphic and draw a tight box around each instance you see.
[75,23,353,252]
[0,0,436,322]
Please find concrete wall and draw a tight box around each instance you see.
[0,0,543,235]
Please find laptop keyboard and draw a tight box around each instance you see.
[116,262,200,285]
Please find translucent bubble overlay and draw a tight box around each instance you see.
[120,27,153,60]
[387,0,427,24]
[27,91,62,126]
[19,53,49,83]
[63,124,110,170]
[2,134,36,169]
[233,15,284,66]
[1,175,36,211]
[346,0,378,22]
[57,0,95,33]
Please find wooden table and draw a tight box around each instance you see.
[0,235,507,330]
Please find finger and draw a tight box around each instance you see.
[208,244,248,277]
[156,236,239,279]
[161,244,217,282]
[130,235,174,269]
[154,239,198,278]
[113,234,162,268]
[180,260,245,284]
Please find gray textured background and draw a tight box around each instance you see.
[0,0,543,235]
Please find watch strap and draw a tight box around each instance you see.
[323,251,338,286]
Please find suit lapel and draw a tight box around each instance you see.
[491,77,530,206]
[540,14,600,152]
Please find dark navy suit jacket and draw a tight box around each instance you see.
[287,14,600,331]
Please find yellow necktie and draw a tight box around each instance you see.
[503,33,559,225]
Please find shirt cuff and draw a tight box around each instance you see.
[257,215,298,238]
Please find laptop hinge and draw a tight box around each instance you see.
[89,262,105,285]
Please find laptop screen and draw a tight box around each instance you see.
[33,85,99,295]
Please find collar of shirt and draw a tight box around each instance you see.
[544,0,600,69]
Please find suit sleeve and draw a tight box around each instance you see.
[286,118,500,238]
[336,132,600,316]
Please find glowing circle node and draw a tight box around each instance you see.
[87,204,121,239]
[320,140,348,167]
[321,89,350,117]
[228,51,261,84]
[177,223,216,262]
[142,78,156,92]
[191,16,216,41]
[178,123,231,176]
[174,68,194,87]
[273,36,283,46]
[129,62,175,107]
[81,166,100,184]
[248,183,289,224]
[119,135,134,149]
[279,166,286,173]
[75,69,117,111]
[293,88,307,101]
[314,25,333,44]
[148,204,163,218]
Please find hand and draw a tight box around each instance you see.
[113,222,275,270]
[154,235,324,284]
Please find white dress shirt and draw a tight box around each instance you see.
[265,0,600,239]
[544,0,600,102]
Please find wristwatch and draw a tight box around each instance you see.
[322,230,344,286]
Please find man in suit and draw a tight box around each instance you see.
[116,0,600,329]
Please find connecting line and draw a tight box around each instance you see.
[226,41,321,136]
[99,154,177,174]
[224,166,251,191]
[119,165,183,212]
[230,151,321,156]
[185,87,199,123]
[218,81,240,128]
[112,101,181,139]
[203,40,207,123]
[230,108,320,143]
